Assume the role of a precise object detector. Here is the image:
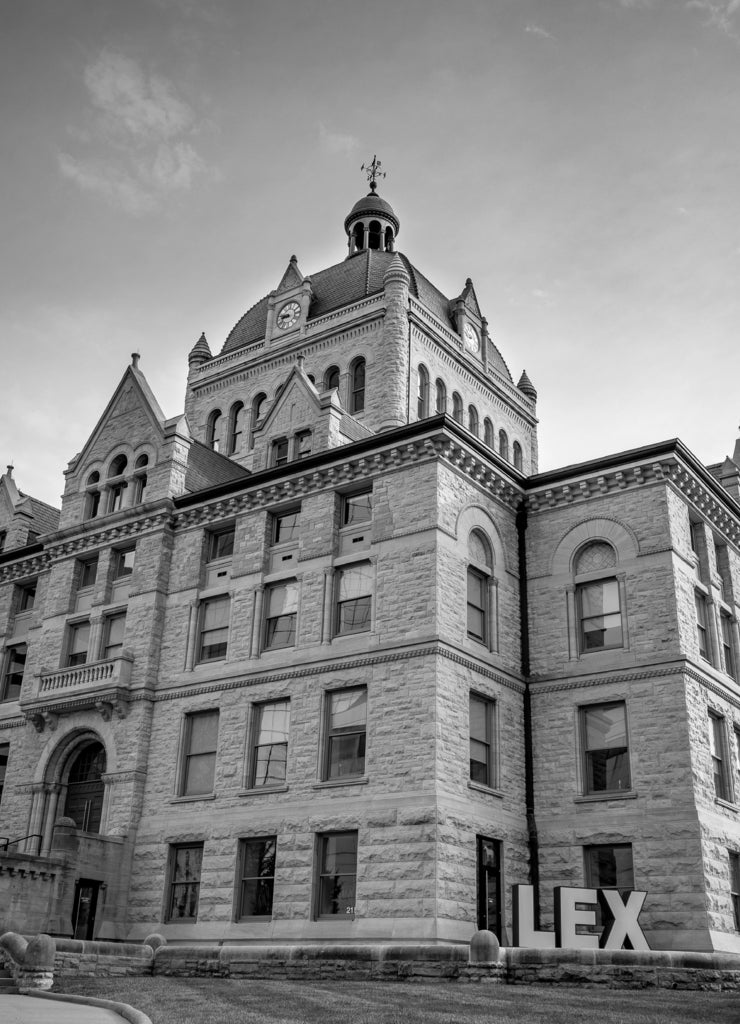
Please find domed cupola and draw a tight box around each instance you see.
[344,155,400,257]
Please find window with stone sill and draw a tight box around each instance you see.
[335,564,372,636]
[236,837,276,919]
[342,490,372,528]
[17,582,36,613]
[574,542,623,654]
[179,709,219,797]
[709,711,732,803]
[75,555,98,612]
[204,526,235,588]
[264,581,298,650]
[250,699,290,788]
[271,438,290,467]
[470,693,496,788]
[695,591,711,663]
[316,831,357,918]
[467,530,493,646]
[324,687,366,781]
[435,378,447,415]
[1,644,26,701]
[0,742,8,806]
[272,509,299,547]
[417,364,430,419]
[580,701,631,795]
[113,547,135,580]
[66,620,90,667]
[206,410,222,453]
[197,595,230,662]
[721,613,737,680]
[166,843,203,922]
[349,358,366,414]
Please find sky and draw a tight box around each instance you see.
[3,0,740,508]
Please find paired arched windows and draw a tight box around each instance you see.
[350,358,366,414]
[435,379,447,415]
[417,365,430,419]
[467,529,493,646]
[228,402,245,456]
[206,410,222,452]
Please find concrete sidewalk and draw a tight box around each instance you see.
[1,993,148,1023]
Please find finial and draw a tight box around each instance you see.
[361,155,386,194]
[131,352,140,368]
[6,464,13,478]
[297,354,305,370]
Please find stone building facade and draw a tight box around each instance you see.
[1,179,740,953]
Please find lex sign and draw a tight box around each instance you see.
[512,885,650,950]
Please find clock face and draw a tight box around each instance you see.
[277,300,301,331]
[464,323,480,354]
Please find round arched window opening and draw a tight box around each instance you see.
[63,741,106,834]
[108,454,127,478]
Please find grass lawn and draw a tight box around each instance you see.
[51,976,740,1024]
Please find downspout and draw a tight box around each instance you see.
[516,500,541,926]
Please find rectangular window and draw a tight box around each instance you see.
[0,743,8,806]
[467,568,488,643]
[585,843,635,927]
[469,693,495,787]
[272,510,300,547]
[581,701,631,794]
[237,837,276,919]
[325,687,366,780]
[67,621,90,667]
[295,430,312,460]
[180,710,219,796]
[102,613,126,660]
[272,438,289,467]
[317,831,357,917]
[18,583,36,612]
[578,579,622,652]
[721,614,736,680]
[343,491,372,527]
[264,582,298,649]
[730,851,740,931]
[251,699,290,788]
[710,712,732,802]
[166,843,203,922]
[79,556,98,590]
[198,595,230,662]
[1,644,27,701]
[207,527,235,562]
[335,564,372,635]
[695,592,710,661]
[114,548,135,578]
[108,482,126,514]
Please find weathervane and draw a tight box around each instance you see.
[361,155,386,193]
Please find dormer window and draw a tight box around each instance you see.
[272,438,290,467]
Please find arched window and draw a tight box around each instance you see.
[206,410,222,452]
[513,441,523,471]
[452,392,464,423]
[250,393,266,450]
[350,358,366,414]
[325,365,340,392]
[435,379,447,415]
[468,405,479,436]
[484,418,494,448]
[108,454,127,478]
[417,365,430,420]
[228,402,245,456]
[574,542,623,654]
[133,454,149,504]
[384,226,394,252]
[467,530,493,646]
[353,222,364,252]
[63,741,106,834]
[84,472,101,521]
[368,220,382,250]
[498,429,509,461]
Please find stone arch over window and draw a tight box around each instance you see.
[30,729,111,856]
[206,410,222,452]
[467,528,495,649]
[435,379,447,415]
[513,441,523,471]
[452,392,464,423]
[417,364,430,419]
[325,365,340,392]
[349,358,366,414]
[484,418,494,448]
[227,401,245,456]
[468,405,479,436]
[106,452,130,514]
[108,454,128,478]
[498,430,509,461]
[551,519,639,577]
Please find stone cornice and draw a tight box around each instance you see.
[44,508,174,562]
[0,552,52,586]
[530,664,682,695]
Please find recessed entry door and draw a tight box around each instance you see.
[72,878,100,940]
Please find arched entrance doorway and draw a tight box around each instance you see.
[62,741,106,833]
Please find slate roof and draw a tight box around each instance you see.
[184,440,251,493]
[220,249,513,383]
[26,496,61,535]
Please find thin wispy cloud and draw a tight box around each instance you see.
[687,0,740,38]
[319,122,360,157]
[59,50,209,214]
[525,23,555,40]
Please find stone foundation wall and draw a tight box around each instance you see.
[52,938,153,978]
